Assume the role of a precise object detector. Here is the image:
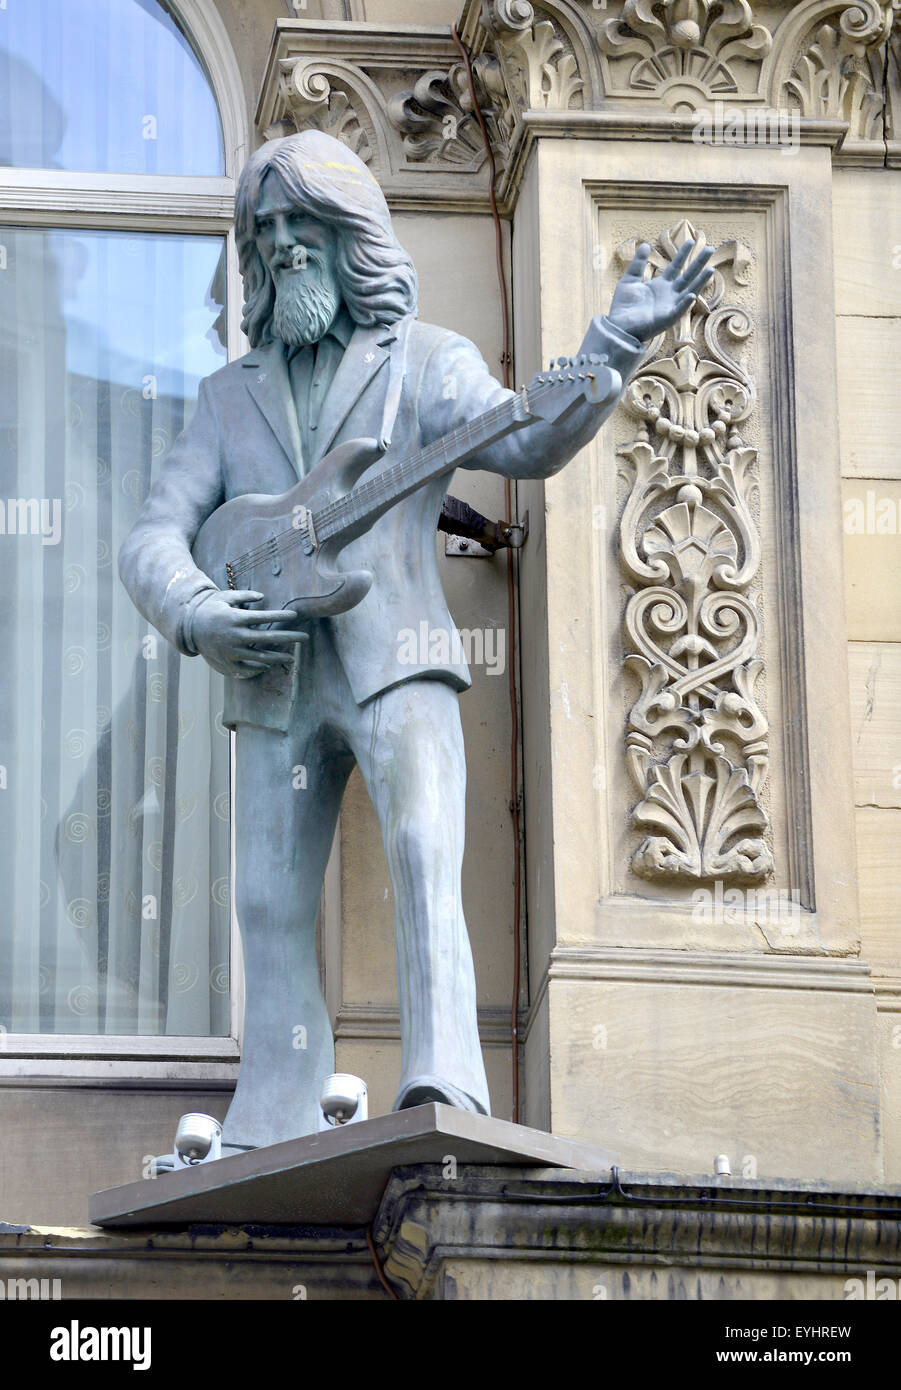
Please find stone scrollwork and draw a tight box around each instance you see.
[781,3,896,145]
[265,63,375,164]
[483,0,585,112]
[617,221,774,884]
[387,62,510,169]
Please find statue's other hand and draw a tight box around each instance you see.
[607,239,715,343]
[191,590,307,680]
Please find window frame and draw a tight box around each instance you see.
[0,0,249,1080]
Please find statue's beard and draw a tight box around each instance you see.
[271,258,342,348]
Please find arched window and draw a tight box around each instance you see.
[0,0,246,1062]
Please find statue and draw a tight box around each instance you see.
[119,131,713,1154]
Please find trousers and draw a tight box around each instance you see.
[223,617,490,1149]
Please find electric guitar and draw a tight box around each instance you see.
[191,352,619,619]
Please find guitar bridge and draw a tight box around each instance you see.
[292,504,317,556]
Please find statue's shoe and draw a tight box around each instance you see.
[394,1075,488,1115]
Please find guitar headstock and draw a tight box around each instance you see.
[519,353,621,424]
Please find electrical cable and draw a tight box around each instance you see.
[366,1224,399,1299]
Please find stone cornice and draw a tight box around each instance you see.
[374,1164,901,1298]
[254,6,900,212]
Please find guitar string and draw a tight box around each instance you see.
[226,390,539,578]
[225,373,581,580]
[226,377,567,577]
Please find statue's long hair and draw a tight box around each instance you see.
[235,132,418,348]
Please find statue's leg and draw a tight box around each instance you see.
[349,680,490,1117]
[223,719,354,1151]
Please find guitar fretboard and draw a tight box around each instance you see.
[314,391,531,542]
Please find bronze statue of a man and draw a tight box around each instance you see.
[119,131,712,1153]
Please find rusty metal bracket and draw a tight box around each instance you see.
[439,495,529,557]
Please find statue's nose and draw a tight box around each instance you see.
[273,215,295,252]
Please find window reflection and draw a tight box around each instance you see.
[0,0,224,175]
[0,227,230,1035]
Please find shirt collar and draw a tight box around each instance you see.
[328,305,355,349]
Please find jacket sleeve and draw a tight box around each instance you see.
[118,375,225,656]
[417,315,645,480]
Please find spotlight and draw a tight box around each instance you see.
[173,1112,222,1166]
[319,1073,368,1129]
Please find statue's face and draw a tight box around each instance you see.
[254,169,343,347]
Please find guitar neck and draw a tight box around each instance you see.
[314,392,534,543]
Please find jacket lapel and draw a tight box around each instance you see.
[244,340,304,479]
[312,322,398,464]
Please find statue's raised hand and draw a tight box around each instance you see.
[608,239,715,343]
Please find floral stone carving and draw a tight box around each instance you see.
[617,220,774,883]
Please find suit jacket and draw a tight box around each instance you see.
[118,312,644,731]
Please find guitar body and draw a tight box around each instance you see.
[191,437,384,619]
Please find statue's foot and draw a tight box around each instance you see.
[394,1075,488,1116]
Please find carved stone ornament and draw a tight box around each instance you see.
[596,0,774,102]
[616,221,774,884]
[255,22,509,205]
[255,7,901,204]
[781,2,896,148]
[265,64,375,164]
[459,0,901,171]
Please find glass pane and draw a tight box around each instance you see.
[0,225,230,1036]
[0,0,224,175]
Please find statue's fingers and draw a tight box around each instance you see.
[675,245,715,289]
[623,242,652,279]
[690,268,716,297]
[220,590,265,606]
[231,647,293,667]
[682,265,715,299]
[236,629,307,648]
[671,291,698,317]
[661,239,694,281]
[239,608,304,625]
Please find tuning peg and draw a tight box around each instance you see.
[556,356,569,368]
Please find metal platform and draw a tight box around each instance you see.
[89,1104,617,1228]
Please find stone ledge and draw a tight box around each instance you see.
[3,1166,900,1300]
[373,1166,901,1300]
